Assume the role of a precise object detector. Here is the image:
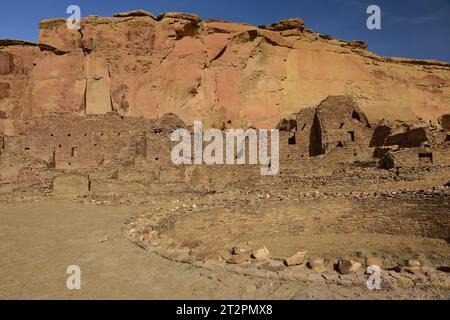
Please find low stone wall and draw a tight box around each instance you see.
[321,196,450,240]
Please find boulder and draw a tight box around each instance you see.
[284,251,307,266]
[406,259,421,268]
[337,259,353,274]
[396,275,415,288]
[350,260,362,273]
[307,257,325,271]
[227,254,251,265]
[366,256,383,267]
[260,18,305,31]
[347,40,368,50]
[113,10,156,19]
[251,247,270,260]
[260,260,286,272]
[157,12,201,24]
[324,258,338,271]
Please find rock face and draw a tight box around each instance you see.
[1,12,450,135]
[0,51,14,74]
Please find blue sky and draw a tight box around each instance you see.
[0,0,449,61]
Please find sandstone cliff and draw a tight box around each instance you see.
[1,10,450,135]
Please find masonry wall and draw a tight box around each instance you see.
[316,96,373,153]
[22,115,150,170]
[385,127,429,148]
[389,146,450,167]
[294,108,317,157]
[440,114,450,133]
[0,135,49,190]
[279,96,374,158]
[320,197,450,240]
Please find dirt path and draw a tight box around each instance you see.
[0,200,445,300]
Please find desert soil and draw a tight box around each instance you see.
[0,200,447,300]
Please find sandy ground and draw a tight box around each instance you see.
[0,200,446,300]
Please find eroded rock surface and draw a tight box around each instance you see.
[1,12,450,135]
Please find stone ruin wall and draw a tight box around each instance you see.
[0,95,449,196]
[440,114,450,138]
[279,96,374,158]
[22,115,149,170]
[321,197,450,240]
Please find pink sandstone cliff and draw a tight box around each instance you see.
[0,10,450,135]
